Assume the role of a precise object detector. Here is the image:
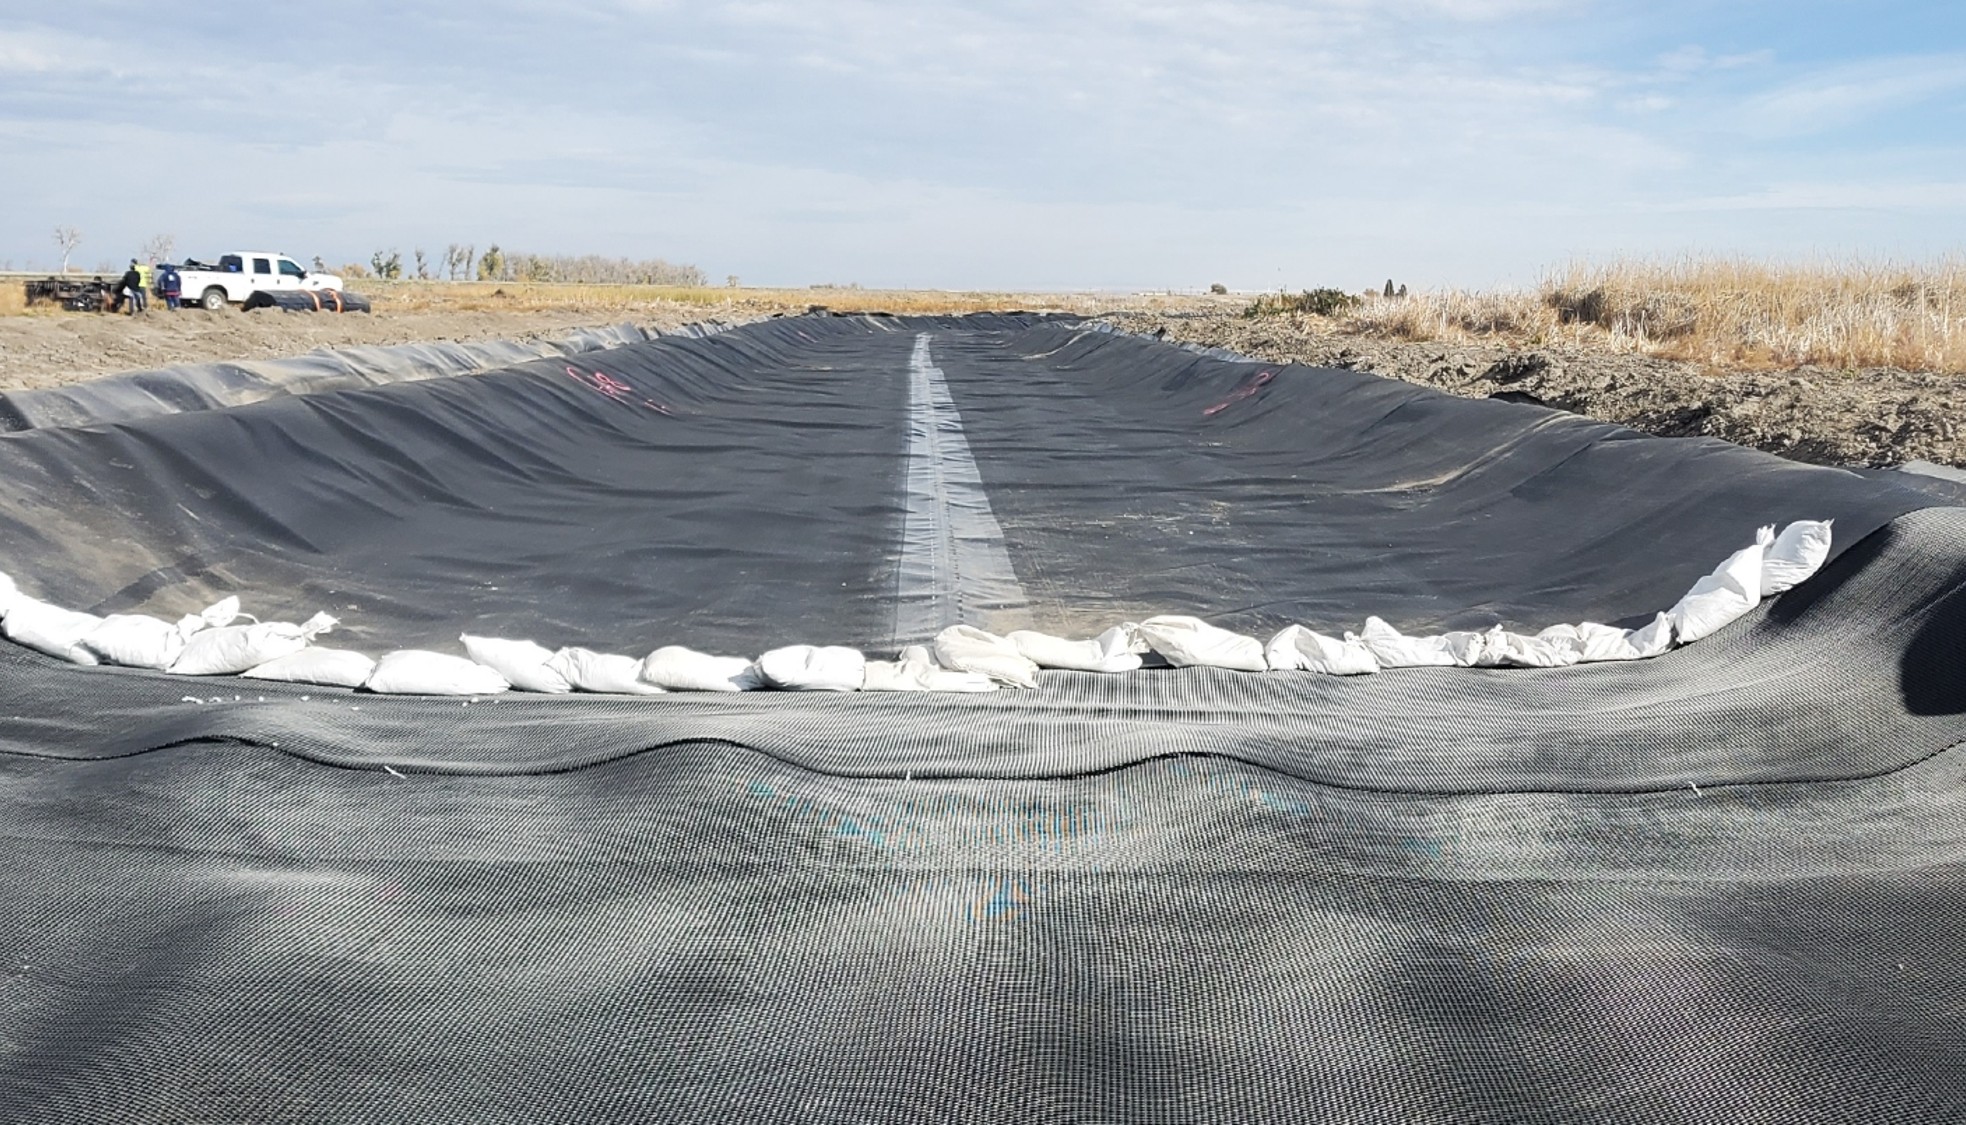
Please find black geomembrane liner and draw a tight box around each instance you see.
[1,314,1964,1122]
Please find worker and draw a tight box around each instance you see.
[119,261,144,316]
[158,263,182,310]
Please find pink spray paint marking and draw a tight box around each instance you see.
[565,365,674,415]
[1202,369,1277,417]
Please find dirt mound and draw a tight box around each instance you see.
[1103,309,1964,468]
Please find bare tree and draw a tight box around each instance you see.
[414,248,430,280]
[481,250,706,286]
[139,233,176,265]
[52,226,82,273]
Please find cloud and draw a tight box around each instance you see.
[1655,45,1774,75]
[0,2,1963,287]
[1739,54,1966,135]
[1657,180,1966,213]
[0,27,127,75]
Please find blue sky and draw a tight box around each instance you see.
[1,1,1961,289]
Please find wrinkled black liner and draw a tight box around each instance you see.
[0,314,1936,652]
[2,315,1965,1122]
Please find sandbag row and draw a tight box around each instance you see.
[0,520,1832,696]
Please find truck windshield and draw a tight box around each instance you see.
[278,260,305,278]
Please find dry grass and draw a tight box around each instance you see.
[1345,288,1567,343]
[12,258,1961,373]
[1545,258,1964,372]
[361,280,1109,317]
[1334,257,1966,373]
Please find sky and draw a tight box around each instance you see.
[0,1,1961,290]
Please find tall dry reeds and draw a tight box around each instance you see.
[1334,257,1965,372]
[1542,257,1963,372]
[1344,287,1563,343]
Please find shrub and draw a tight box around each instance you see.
[1244,288,1361,318]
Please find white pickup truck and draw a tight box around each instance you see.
[177,252,343,311]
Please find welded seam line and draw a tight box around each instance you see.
[893,333,1032,645]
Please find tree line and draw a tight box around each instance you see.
[348,244,705,286]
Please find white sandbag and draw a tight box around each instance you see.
[242,648,378,688]
[862,648,997,692]
[187,595,244,630]
[80,615,191,670]
[1762,519,1834,595]
[1441,630,1492,667]
[757,645,866,692]
[1352,617,1459,669]
[461,634,571,694]
[169,612,337,676]
[1536,618,1673,664]
[1666,531,1767,644]
[545,647,666,695]
[1623,613,1675,659]
[365,650,510,696]
[641,645,764,692]
[3,597,104,665]
[80,596,242,670]
[1481,625,1582,669]
[1008,627,1143,673]
[1132,616,1268,672]
[0,571,18,619]
[1264,625,1379,675]
[934,625,1040,688]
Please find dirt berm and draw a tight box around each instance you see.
[1104,309,1963,469]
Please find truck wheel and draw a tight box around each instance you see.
[200,288,228,312]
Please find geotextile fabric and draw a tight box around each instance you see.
[2,314,1965,1122]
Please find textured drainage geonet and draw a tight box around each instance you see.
[892,333,1033,645]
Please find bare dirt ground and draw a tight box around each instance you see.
[1,285,1957,468]
[0,304,768,392]
[1106,308,1964,468]
[0,281,1147,391]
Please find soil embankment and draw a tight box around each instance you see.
[1106,308,1963,468]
